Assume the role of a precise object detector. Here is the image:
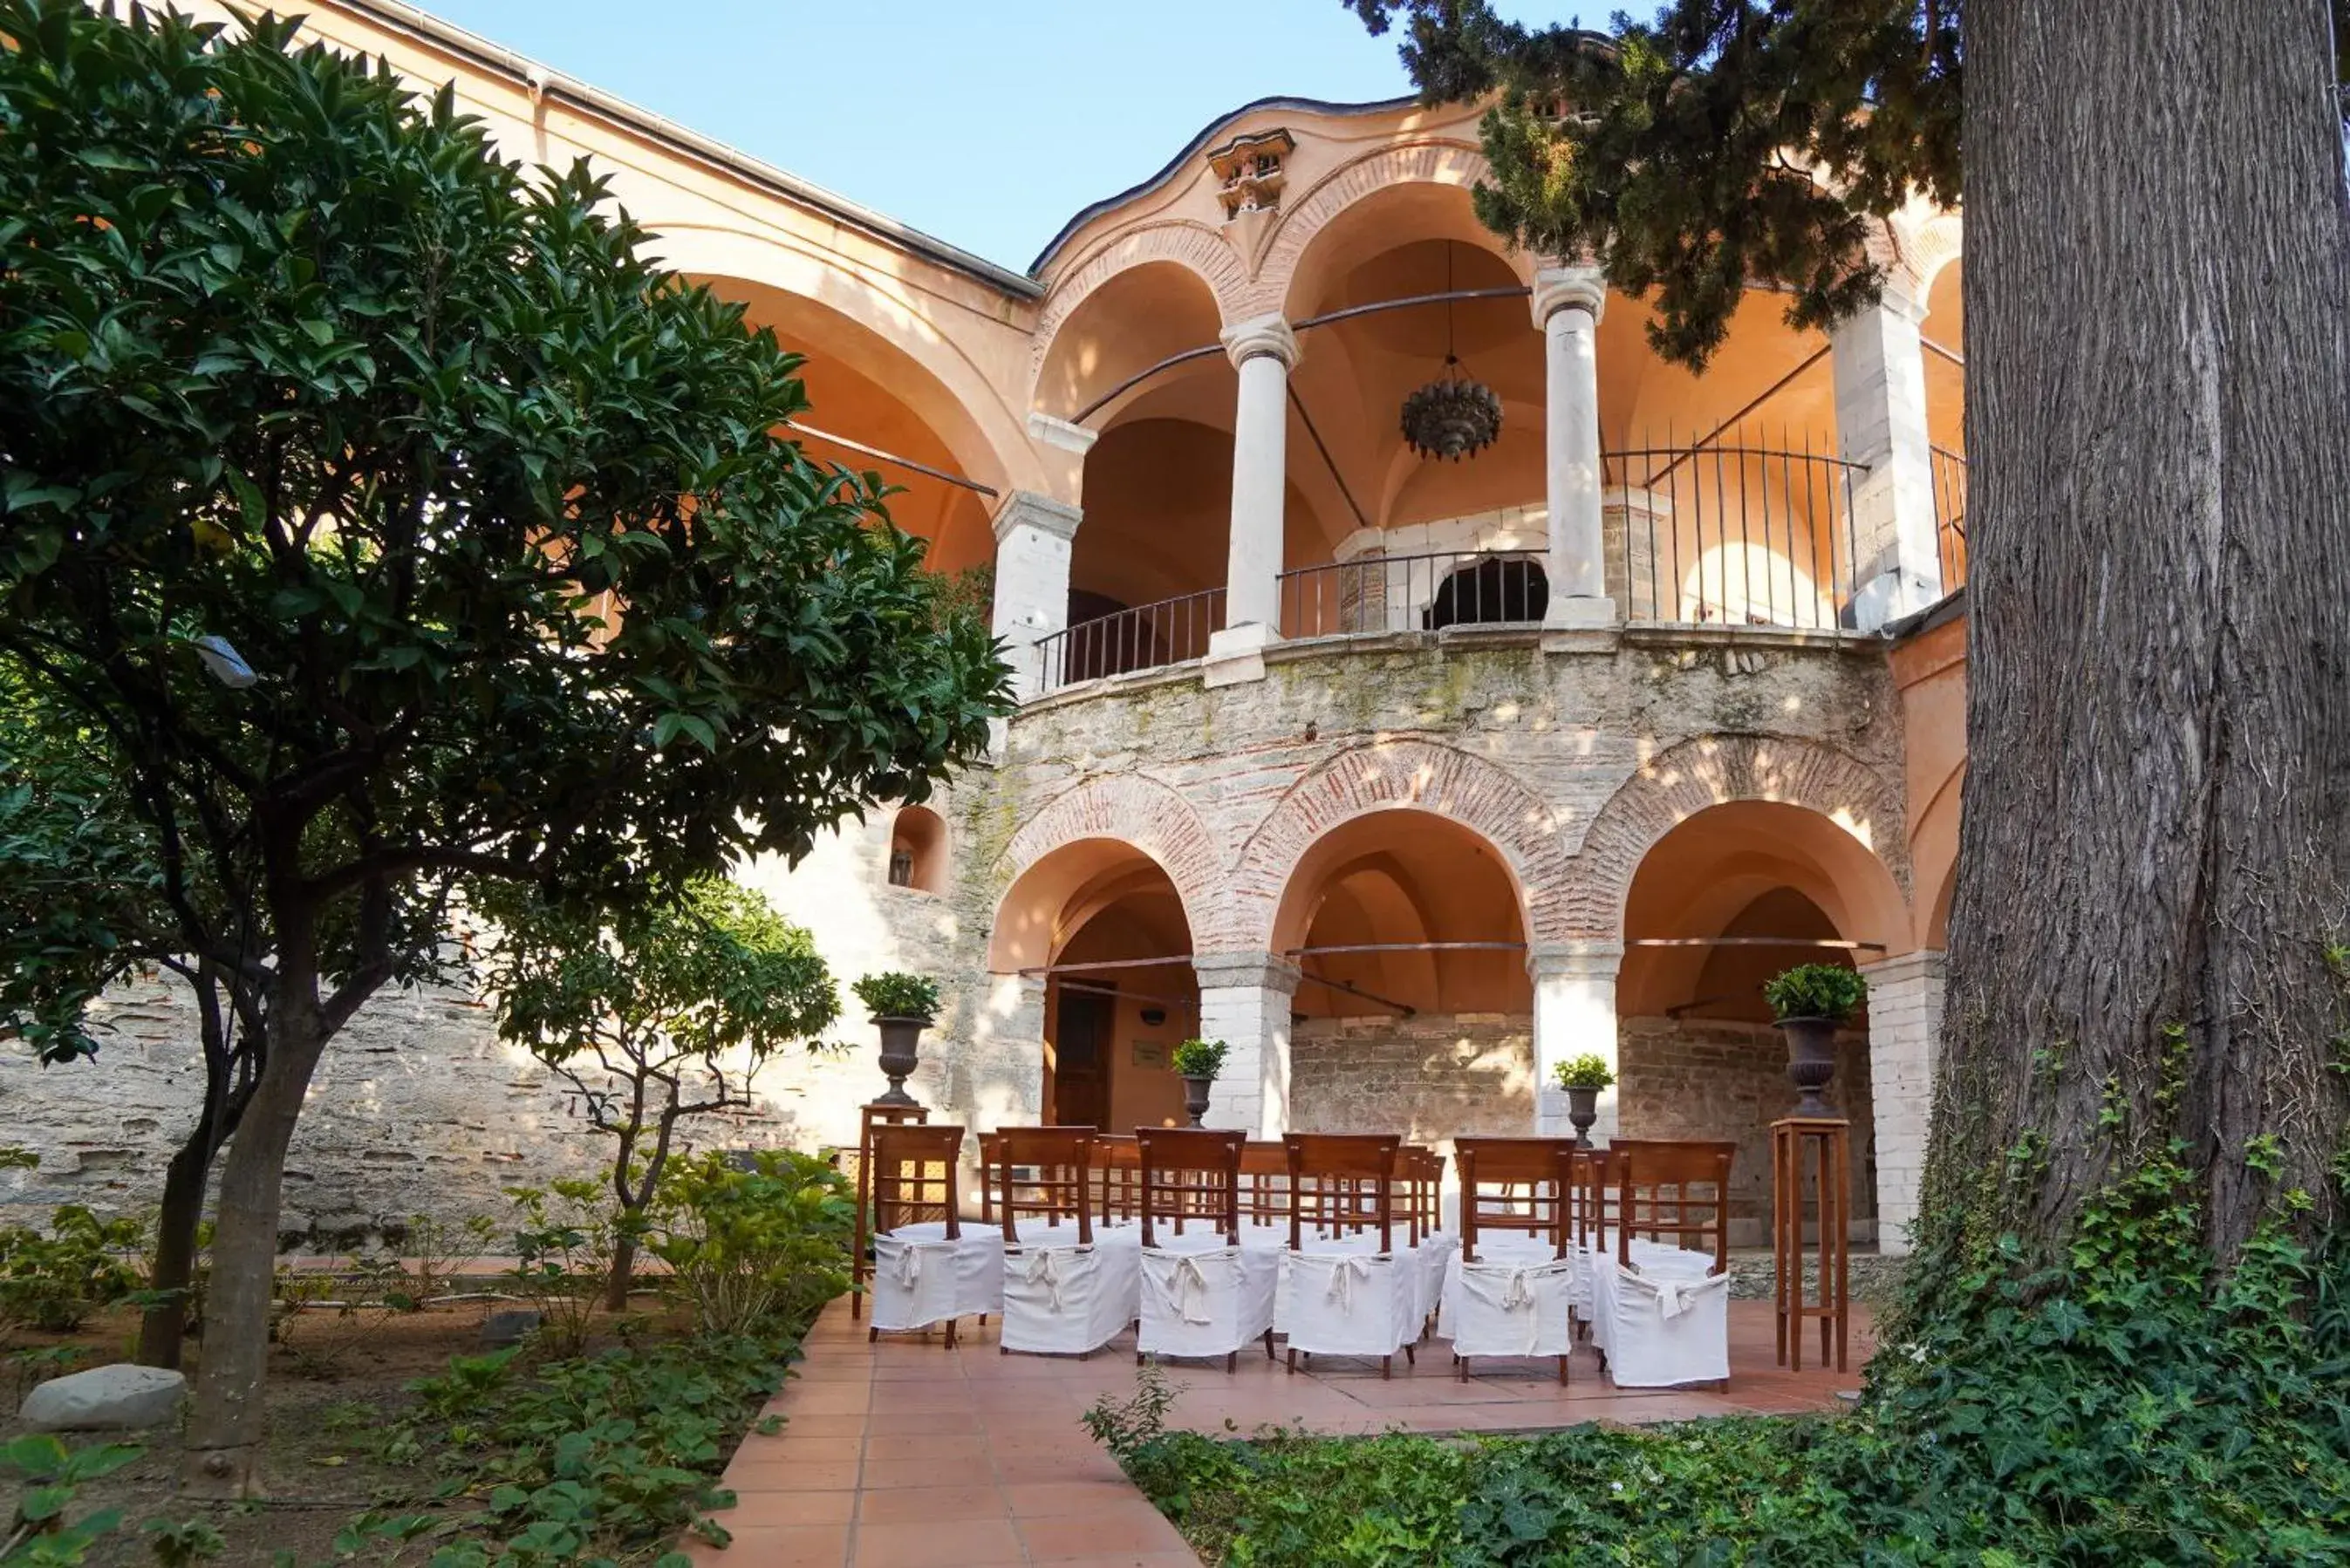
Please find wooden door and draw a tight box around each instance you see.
[1053,986,1114,1129]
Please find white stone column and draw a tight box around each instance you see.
[989,490,1082,703]
[1192,953,1301,1139]
[1205,315,1300,683]
[1528,942,1623,1138]
[1532,265,1613,631]
[1857,949,1944,1256]
[1831,282,1943,629]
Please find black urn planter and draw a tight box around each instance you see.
[872,1015,930,1107]
[1180,1074,1215,1128]
[1562,1084,1602,1148]
[1777,1015,1841,1117]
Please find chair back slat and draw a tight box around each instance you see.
[1611,1138,1736,1274]
[1090,1133,1141,1222]
[1135,1128,1246,1247]
[1454,1137,1575,1264]
[976,1130,1003,1224]
[992,1127,1096,1244]
[871,1123,964,1238]
[1395,1147,1445,1244]
[1240,1141,1291,1226]
[1283,1133,1400,1253]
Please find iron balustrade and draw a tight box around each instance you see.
[1603,441,1868,631]
[1033,585,1226,695]
[1276,549,1550,639]
[1931,445,1969,592]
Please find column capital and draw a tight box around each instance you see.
[1025,411,1100,457]
[1856,948,1946,984]
[1526,940,1624,980]
[1530,264,1608,328]
[990,489,1081,546]
[1192,951,1302,996]
[1219,313,1301,371]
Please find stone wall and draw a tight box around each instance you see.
[1289,1012,1534,1145]
[1617,1014,1877,1247]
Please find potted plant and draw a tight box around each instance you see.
[853,972,940,1107]
[1171,1038,1229,1128]
[1762,965,1869,1118]
[1550,1053,1616,1148]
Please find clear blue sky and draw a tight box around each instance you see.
[420,1,1564,273]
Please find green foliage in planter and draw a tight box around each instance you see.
[1763,963,1869,1024]
[1550,1053,1616,1091]
[852,972,939,1021]
[1171,1038,1229,1080]
[1102,1144,2350,1565]
[647,1150,853,1337]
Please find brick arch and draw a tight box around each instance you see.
[1218,740,1577,952]
[1566,733,1909,942]
[1030,223,1250,374]
[1248,140,1518,318]
[992,773,1222,951]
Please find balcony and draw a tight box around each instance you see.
[1030,443,1968,699]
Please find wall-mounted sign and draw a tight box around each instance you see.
[1131,1040,1170,1070]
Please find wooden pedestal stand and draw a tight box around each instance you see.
[851,1101,930,1322]
[1771,1115,1850,1373]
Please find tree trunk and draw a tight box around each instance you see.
[605,1097,681,1312]
[137,1128,211,1371]
[605,1226,639,1313]
[179,986,332,1498]
[1922,0,2350,1271]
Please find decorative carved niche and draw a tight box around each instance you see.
[1207,129,1295,220]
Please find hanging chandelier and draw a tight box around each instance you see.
[1400,242,1502,462]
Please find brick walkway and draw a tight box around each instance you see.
[687,1298,1873,1565]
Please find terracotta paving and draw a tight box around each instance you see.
[687,1299,1874,1565]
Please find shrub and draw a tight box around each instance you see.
[1761,962,1868,1023]
[0,1204,145,1334]
[502,1182,619,1358]
[1550,1052,1616,1090]
[646,1150,852,1337]
[851,971,939,1020]
[1171,1038,1228,1079]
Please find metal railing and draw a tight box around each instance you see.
[1603,441,1867,631]
[1275,549,1548,639]
[1034,585,1225,696]
[1931,446,1968,593]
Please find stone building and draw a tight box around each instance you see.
[4,0,1971,1256]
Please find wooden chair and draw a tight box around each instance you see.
[976,1130,1004,1227]
[989,1127,1097,1245]
[866,1122,968,1347]
[1134,1128,1271,1370]
[852,1102,929,1322]
[1090,1134,1141,1223]
[1452,1137,1578,1383]
[1240,1141,1292,1229]
[1281,1134,1412,1377]
[1599,1140,1736,1390]
[1397,1146,1446,1246]
[1610,1140,1737,1275]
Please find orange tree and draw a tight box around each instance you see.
[0,1,1005,1496]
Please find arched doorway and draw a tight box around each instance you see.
[989,839,1199,1132]
[1616,801,1909,1245]
[1271,808,1533,1144]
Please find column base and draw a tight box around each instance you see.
[1540,596,1619,652]
[1204,622,1274,688]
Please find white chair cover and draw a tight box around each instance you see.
[1593,1250,1732,1387]
[868,1221,1004,1332]
[1450,1256,1578,1361]
[1412,1230,1459,1330]
[999,1219,1142,1355]
[1137,1230,1279,1360]
[1277,1247,1418,1360]
[1438,1231,1560,1339]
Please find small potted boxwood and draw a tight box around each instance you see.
[1171,1037,1229,1128]
[1763,964,1869,1118]
[853,971,940,1108]
[1550,1053,1616,1148]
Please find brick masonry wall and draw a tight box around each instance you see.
[1289,1012,1534,1145]
[1617,1014,1878,1247]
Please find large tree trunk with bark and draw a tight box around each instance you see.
[1922,0,2350,1270]
[179,984,332,1498]
[137,1129,212,1371]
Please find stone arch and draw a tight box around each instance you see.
[1568,733,1909,943]
[1220,740,1575,951]
[1031,222,1251,377]
[989,774,1221,968]
[1252,140,1525,319]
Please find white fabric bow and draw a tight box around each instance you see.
[1323,1254,1376,1314]
[1022,1247,1068,1311]
[889,1243,923,1288]
[1171,1254,1214,1325]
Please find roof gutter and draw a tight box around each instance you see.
[322,0,1043,299]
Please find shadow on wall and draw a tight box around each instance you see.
[1288,1012,1534,1147]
